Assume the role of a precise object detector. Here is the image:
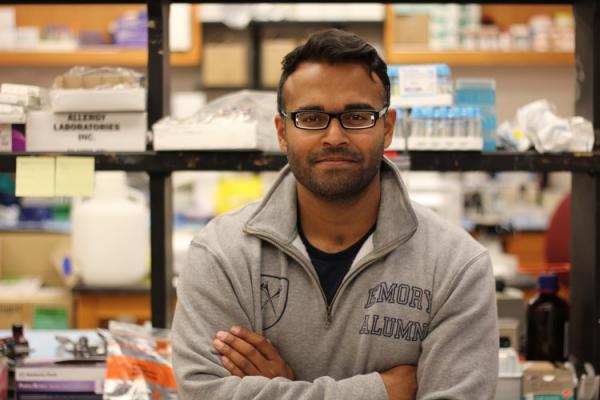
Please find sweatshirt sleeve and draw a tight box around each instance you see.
[416,252,499,400]
[171,241,389,400]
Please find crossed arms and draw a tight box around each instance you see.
[212,325,417,400]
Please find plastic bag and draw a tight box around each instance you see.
[53,66,144,90]
[102,321,177,400]
[153,90,280,151]
[498,99,594,153]
[496,120,531,152]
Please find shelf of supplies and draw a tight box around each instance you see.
[1,4,201,66]
[0,48,200,67]
[0,151,598,173]
[386,50,574,66]
[383,4,574,67]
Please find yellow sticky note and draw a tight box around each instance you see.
[15,157,56,197]
[55,156,95,197]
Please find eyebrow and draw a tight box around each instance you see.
[294,103,377,112]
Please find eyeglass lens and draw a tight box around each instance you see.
[295,111,376,129]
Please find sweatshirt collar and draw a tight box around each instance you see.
[244,157,418,252]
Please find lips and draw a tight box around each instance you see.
[315,157,357,163]
[309,149,361,164]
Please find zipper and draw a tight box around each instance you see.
[246,227,414,326]
[327,239,402,319]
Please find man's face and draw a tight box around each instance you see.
[275,62,395,201]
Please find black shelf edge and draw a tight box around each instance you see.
[406,151,600,172]
[0,151,598,173]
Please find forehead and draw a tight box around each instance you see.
[283,62,385,110]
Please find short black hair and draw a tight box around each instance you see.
[277,29,390,114]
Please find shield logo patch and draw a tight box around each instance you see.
[260,274,289,330]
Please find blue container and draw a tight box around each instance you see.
[455,79,497,151]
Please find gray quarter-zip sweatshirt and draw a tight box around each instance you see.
[172,157,499,400]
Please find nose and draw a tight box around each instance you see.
[321,117,349,147]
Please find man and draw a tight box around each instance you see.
[172,29,498,400]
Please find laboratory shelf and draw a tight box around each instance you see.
[0,151,598,173]
[0,48,200,67]
[386,50,574,67]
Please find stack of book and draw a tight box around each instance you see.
[15,359,105,400]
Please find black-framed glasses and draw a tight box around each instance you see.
[280,106,389,130]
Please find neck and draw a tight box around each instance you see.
[297,173,381,253]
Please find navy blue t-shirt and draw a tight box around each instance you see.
[299,222,375,305]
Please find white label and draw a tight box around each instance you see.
[398,66,438,97]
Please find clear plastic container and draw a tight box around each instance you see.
[423,107,435,137]
[410,108,423,137]
[436,64,453,94]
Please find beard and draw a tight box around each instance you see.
[286,142,384,201]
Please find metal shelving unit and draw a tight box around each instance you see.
[3,0,599,370]
[2,151,600,172]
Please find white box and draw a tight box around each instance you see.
[50,88,146,112]
[0,113,26,124]
[390,93,453,108]
[0,30,16,50]
[153,120,279,151]
[496,348,522,400]
[27,110,147,152]
[408,136,483,151]
[169,4,192,52]
[0,92,42,108]
[1,83,44,97]
[0,8,16,31]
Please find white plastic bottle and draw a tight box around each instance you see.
[71,172,149,287]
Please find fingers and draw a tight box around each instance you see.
[213,327,295,380]
[213,336,262,376]
[221,355,245,378]
[229,325,280,360]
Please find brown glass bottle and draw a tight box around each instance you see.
[526,273,569,362]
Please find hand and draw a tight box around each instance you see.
[213,326,295,380]
[380,365,417,400]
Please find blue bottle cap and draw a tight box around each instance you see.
[436,64,450,76]
[538,273,559,292]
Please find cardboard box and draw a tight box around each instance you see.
[261,39,297,88]
[203,43,248,87]
[0,288,72,329]
[393,15,430,48]
[50,88,146,113]
[0,231,70,287]
[522,362,576,399]
[26,110,147,152]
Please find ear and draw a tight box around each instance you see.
[383,108,397,149]
[275,114,288,153]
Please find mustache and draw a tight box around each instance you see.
[308,147,363,163]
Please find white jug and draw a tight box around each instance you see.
[71,172,149,287]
